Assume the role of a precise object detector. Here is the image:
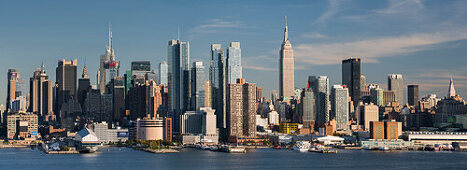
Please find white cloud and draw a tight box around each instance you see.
[315,0,347,24]
[302,32,326,39]
[294,28,467,65]
[374,0,424,15]
[191,19,244,33]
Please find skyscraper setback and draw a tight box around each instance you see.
[191,61,205,110]
[279,17,294,99]
[168,39,190,133]
[55,59,78,113]
[342,58,361,107]
[29,63,53,117]
[210,44,227,138]
[226,42,242,84]
[98,25,120,94]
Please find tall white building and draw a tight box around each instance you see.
[158,61,168,86]
[279,17,294,99]
[331,85,349,130]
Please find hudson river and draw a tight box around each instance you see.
[1,147,467,169]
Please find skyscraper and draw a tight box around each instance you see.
[370,87,384,106]
[226,42,242,84]
[408,85,419,109]
[210,44,227,138]
[330,85,349,130]
[98,25,120,94]
[309,76,330,127]
[301,88,316,128]
[191,61,205,110]
[342,58,361,107]
[388,74,404,104]
[6,69,20,111]
[227,78,256,138]
[279,17,294,99]
[56,59,77,113]
[448,76,456,98]
[168,39,190,133]
[77,62,91,109]
[29,63,53,118]
[158,61,168,86]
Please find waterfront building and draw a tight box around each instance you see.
[226,42,242,84]
[29,64,54,119]
[388,74,404,104]
[370,120,401,140]
[56,59,78,114]
[181,111,203,135]
[342,58,361,107]
[330,85,349,130]
[227,78,257,138]
[168,39,190,133]
[309,76,330,127]
[7,112,38,139]
[158,61,168,86]
[279,17,295,99]
[279,122,299,134]
[210,44,227,138]
[404,131,467,145]
[370,121,385,139]
[191,61,205,110]
[408,85,419,109]
[136,115,164,140]
[92,122,129,143]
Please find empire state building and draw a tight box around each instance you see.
[279,17,294,99]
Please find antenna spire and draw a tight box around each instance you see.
[177,25,180,41]
[109,23,113,49]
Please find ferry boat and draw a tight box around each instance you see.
[293,141,311,152]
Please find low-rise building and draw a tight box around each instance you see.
[7,112,38,139]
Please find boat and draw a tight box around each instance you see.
[209,145,218,151]
[378,146,389,151]
[228,146,246,153]
[274,145,281,149]
[293,141,311,152]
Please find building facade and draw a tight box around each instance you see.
[388,74,404,105]
[226,42,242,84]
[331,85,349,130]
[342,58,361,107]
[279,18,295,99]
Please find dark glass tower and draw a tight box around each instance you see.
[342,58,361,107]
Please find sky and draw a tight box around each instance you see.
[0,0,466,105]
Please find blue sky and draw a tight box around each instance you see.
[0,0,466,104]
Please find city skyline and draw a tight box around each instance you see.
[1,0,467,105]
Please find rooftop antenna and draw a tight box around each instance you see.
[177,25,180,41]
